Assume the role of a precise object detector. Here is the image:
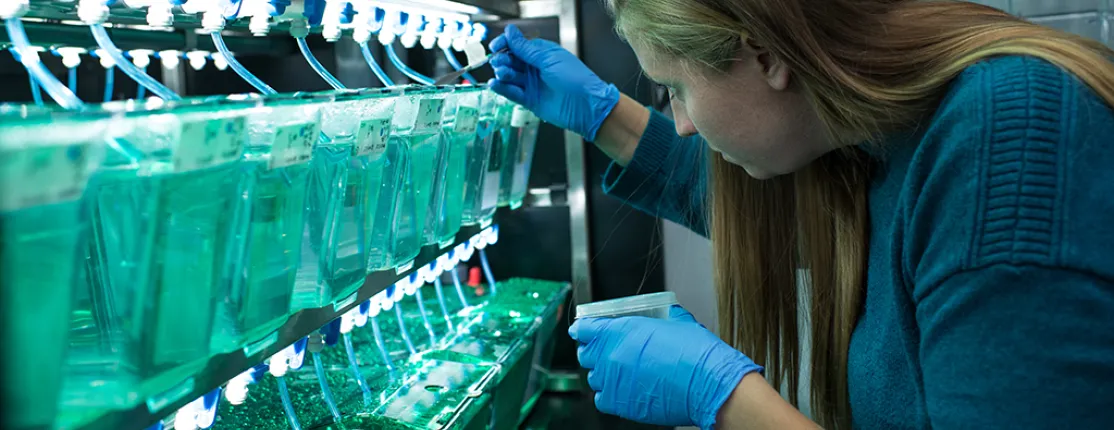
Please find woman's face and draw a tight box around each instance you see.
[632,41,833,179]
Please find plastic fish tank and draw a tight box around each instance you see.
[345,88,402,273]
[459,91,500,227]
[60,96,260,426]
[0,106,111,430]
[427,86,484,248]
[387,86,451,269]
[209,94,324,355]
[293,89,391,312]
[497,104,541,209]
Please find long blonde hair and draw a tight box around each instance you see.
[603,0,1114,428]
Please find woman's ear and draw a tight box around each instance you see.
[742,39,791,91]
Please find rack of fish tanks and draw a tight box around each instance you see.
[0,0,573,429]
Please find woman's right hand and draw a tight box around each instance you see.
[488,24,621,142]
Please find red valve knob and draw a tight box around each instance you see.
[467,266,482,287]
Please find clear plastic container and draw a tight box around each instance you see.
[0,106,110,430]
[495,102,537,208]
[428,85,483,247]
[293,91,374,311]
[460,90,500,227]
[65,96,259,419]
[575,292,678,320]
[388,86,451,268]
[505,106,541,209]
[209,94,323,354]
[346,88,401,273]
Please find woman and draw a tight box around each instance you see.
[488,0,1114,428]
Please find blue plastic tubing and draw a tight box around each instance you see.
[311,352,343,421]
[359,42,395,87]
[393,304,418,355]
[385,42,434,85]
[451,269,471,307]
[275,376,304,430]
[296,37,346,90]
[103,67,115,102]
[136,66,147,99]
[413,287,438,343]
[342,333,374,404]
[30,74,44,106]
[479,249,498,296]
[369,317,396,372]
[213,33,277,95]
[8,19,144,162]
[432,277,455,330]
[67,67,78,93]
[90,24,180,101]
[6,19,82,108]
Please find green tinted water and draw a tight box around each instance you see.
[294,144,364,310]
[460,93,500,226]
[497,106,540,208]
[388,90,446,267]
[367,141,403,271]
[508,116,541,209]
[0,111,105,429]
[68,158,241,415]
[212,159,309,353]
[1,202,84,429]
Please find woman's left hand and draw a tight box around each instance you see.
[569,305,763,429]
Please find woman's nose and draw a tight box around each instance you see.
[671,100,698,137]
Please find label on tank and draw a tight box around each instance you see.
[176,117,246,171]
[356,117,391,157]
[0,143,93,211]
[413,98,446,134]
[511,105,531,127]
[270,122,319,169]
[455,106,479,134]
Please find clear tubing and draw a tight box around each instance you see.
[432,277,454,330]
[103,67,114,102]
[136,66,147,99]
[479,249,498,296]
[29,74,44,106]
[213,33,277,95]
[413,288,437,344]
[8,48,44,105]
[442,46,477,84]
[276,376,304,430]
[312,352,343,422]
[9,20,143,162]
[90,24,180,101]
[6,19,82,108]
[359,42,394,87]
[296,38,346,90]
[384,43,433,85]
[450,269,470,307]
[67,67,78,93]
[369,317,395,372]
[393,305,418,355]
[343,333,374,405]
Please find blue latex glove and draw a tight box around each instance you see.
[488,24,620,142]
[569,305,763,429]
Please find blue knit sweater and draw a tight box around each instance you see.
[601,56,1114,428]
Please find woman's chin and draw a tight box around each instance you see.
[721,153,778,180]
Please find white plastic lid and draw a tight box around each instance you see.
[575,292,678,319]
